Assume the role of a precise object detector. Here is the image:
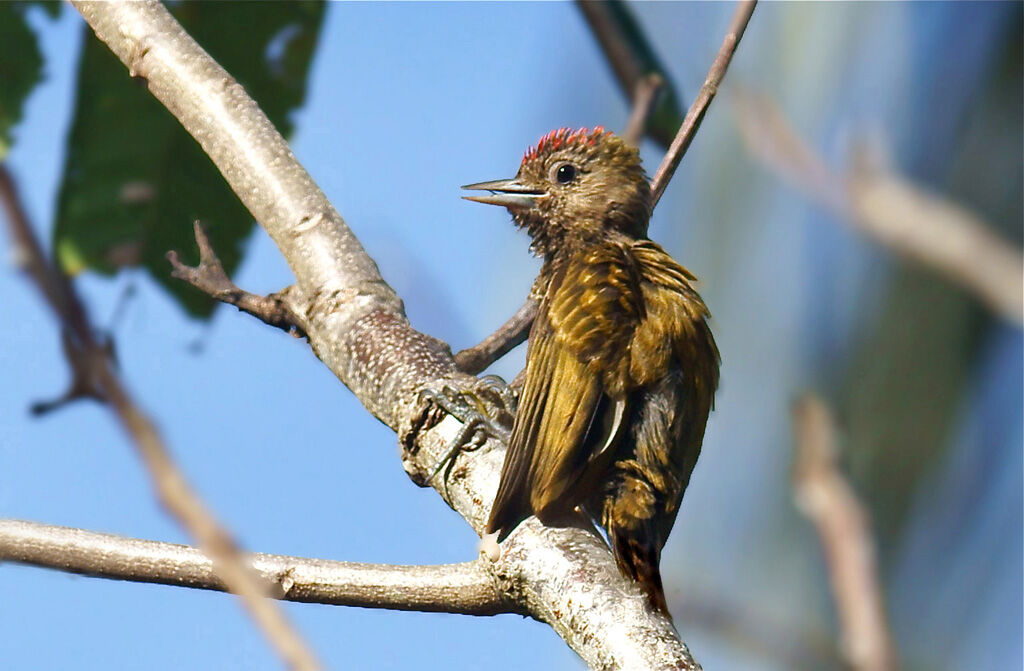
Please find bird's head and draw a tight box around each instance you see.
[463,127,651,257]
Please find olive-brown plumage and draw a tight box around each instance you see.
[464,127,719,616]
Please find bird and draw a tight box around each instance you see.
[462,127,720,616]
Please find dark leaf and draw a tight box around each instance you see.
[55,1,325,316]
[0,2,52,157]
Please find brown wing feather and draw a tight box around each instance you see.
[486,242,644,537]
[486,299,610,536]
[485,318,558,537]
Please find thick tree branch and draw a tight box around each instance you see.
[0,520,520,616]
[733,88,1023,326]
[0,166,322,671]
[649,0,757,208]
[792,395,897,671]
[167,222,304,337]
[72,2,704,669]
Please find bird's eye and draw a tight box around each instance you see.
[553,163,577,185]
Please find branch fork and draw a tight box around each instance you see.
[167,222,305,337]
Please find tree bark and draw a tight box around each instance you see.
[0,520,519,616]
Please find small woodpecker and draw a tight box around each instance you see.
[463,127,720,616]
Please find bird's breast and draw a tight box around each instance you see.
[544,239,716,394]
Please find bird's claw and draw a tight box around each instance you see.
[417,375,516,485]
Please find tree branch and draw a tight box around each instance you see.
[0,519,520,616]
[454,299,537,375]
[792,395,898,671]
[732,87,1023,326]
[0,166,321,671]
[623,73,665,148]
[72,2,704,668]
[167,222,304,337]
[649,0,757,208]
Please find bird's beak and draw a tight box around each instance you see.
[461,179,544,210]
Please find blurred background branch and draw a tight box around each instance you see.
[793,395,897,671]
[733,87,1023,327]
[677,586,841,671]
[622,73,665,148]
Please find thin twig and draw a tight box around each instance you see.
[792,395,898,671]
[454,299,538,375]
[0,519,521,616]
[0,170,86,333]
[0,166,322,671]
[623,73,665,147]
[732,88,1024,326]
[649,0,757,208]
[168,222,305,337]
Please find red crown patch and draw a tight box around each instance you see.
[522,126,606,164]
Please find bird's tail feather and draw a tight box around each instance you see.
[610,527,670,617]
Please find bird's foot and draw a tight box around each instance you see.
[417,375,516,485]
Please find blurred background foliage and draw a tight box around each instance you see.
[51,1,324,316]
[0,2,1020,670]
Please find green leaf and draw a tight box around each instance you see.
[0,2,49,158]
[55,1,325,316]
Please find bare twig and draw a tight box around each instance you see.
[169,222,524,378]
[0,170,86,333]
[0,166,322,671]
[649,0,757,208]
[69,2,712,668]
[733,88,1024,326]
[623,73,665,148]
[0,519,520,616]
[168,222,304,337]
[792,395,898,671]
[454,299,538,375]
